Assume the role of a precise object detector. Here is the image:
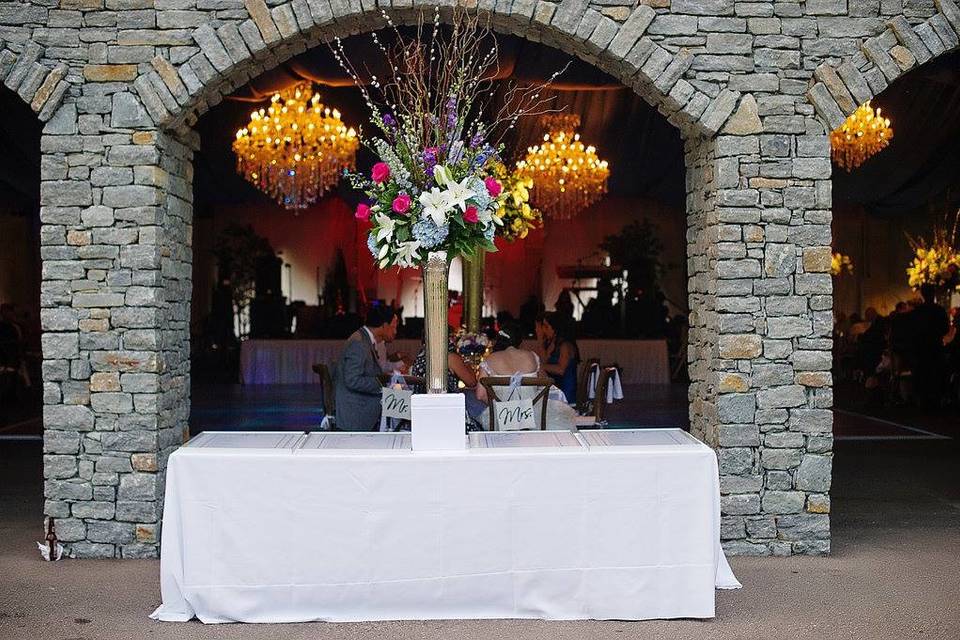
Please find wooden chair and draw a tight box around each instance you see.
[576,358,600,416]
[479,376,553,431]
[312,363,336,417]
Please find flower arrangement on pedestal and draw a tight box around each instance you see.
[333,6,561,393]
[831,251,853,277]
[489,161,543,242]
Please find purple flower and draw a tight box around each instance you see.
[383,113,397,128]
[469,132,484,149]
[422,146,440,176]
[445,96,457,131]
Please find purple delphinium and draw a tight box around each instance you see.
[445,96,457,132]
[382,113,397,128]
[422,146,440,176]
[469,132,484,149]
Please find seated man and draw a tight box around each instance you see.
[334,306,397,431]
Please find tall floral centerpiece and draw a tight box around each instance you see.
[334,7,559,393]
[906,210,960,308]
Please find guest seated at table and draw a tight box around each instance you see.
[475,321,576,431]
[410,333,478,395]
[333,306,398,431]
[536,312,579,404]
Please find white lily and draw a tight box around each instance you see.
[418,188,452,227]
[395,240,422,267]
[374,212,397,243]
[433,164,453,187]
[445,176,475,212]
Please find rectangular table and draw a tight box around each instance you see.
[240,339,670,385]
[151,429,739,623]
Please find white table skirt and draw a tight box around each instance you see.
[151,430,739,624]
[240,339,670,385]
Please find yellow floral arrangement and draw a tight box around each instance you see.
[831,252,853,277]
[490,161,543,241]
[906,239,960,291]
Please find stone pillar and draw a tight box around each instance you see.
[40,85,192,558]
[690,95,834,555]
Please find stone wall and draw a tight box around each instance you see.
[2,0,955,556]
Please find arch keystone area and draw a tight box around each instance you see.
[132,1,739,139]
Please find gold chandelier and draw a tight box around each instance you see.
[515,114,609,220]
[830,100,893,172]
[233,83,358,210]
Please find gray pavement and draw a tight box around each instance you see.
[2,439,958,640]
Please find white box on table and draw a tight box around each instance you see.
[411,393,465,451]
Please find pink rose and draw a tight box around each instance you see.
[392,193,411,214]
[371,162,391,183]
[355,203,370,221]
[484,177,502,198]
[463,205,479,224]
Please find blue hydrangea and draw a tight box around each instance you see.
[484,223,496,241]
[470,177,493,211]
[412,217,450,249]
[367,233,379,257]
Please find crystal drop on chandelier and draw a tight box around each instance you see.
[232,83,359,210]
[830,100,893,172]
[515,114,609,220]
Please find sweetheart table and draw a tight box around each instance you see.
[151,429,739,624]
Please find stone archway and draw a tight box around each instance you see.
[36,0,851,558]
[806,4,960,128]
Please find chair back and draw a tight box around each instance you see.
[576,357,600,414]
[593,365,621,424]
[479,376,553,431]
[312,363,336,416]
[378,374,425,388]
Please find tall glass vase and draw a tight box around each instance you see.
[422,250,449,394]
[462,251,485,334]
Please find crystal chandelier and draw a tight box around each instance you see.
[830,100,893,172]
[515,114,609,220]
[233,83,358,210]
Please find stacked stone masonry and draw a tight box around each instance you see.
[0,0,953,557]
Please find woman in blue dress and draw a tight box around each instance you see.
[536,312,579,404]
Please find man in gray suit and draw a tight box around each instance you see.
[333,306,398,431]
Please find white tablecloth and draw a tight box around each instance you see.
[152,429,738,623]
[240,339,670,385]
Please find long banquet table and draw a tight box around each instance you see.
[240,338,670,385]
[151,429,739,623]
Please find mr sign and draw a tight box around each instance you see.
[495,399,536,431]
[381,388,413,420]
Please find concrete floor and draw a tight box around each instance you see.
[2,438,959,640]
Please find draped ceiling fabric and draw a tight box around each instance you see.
[193,33,685,210]
[833,50,960,218]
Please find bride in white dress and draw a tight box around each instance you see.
[475,322,577,432]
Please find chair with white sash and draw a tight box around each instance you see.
[479,375,553,431]
[592,364,624,425]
